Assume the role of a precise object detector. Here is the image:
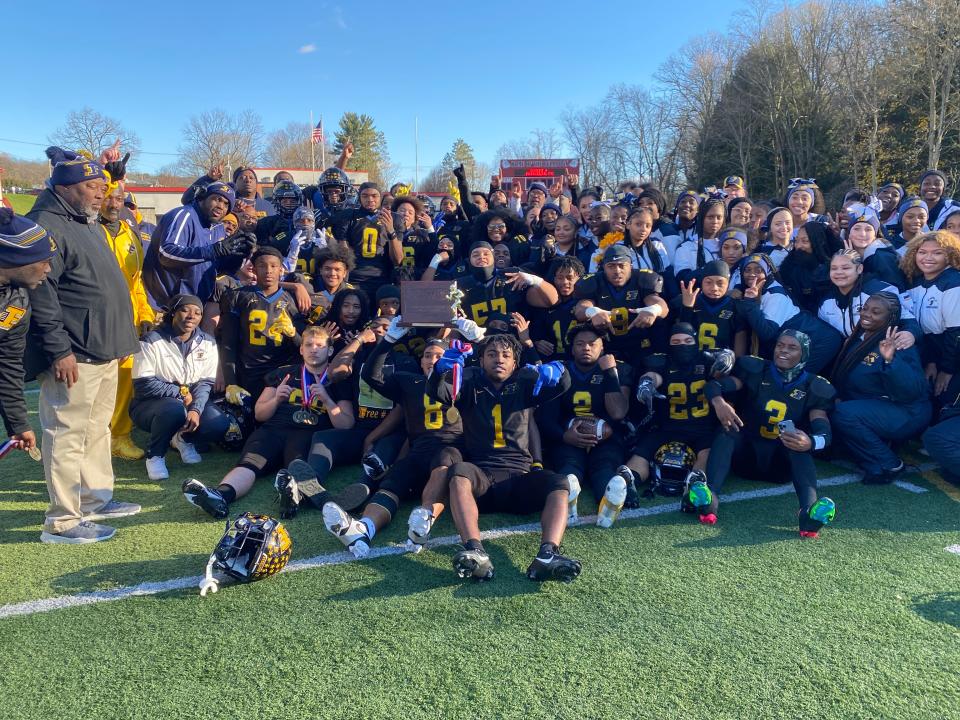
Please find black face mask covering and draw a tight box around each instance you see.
[470,264,494,282]
[670,344,699,367]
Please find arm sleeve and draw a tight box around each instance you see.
[0,322,29,435]
[219,308,241,385]
[26,246,73,366]
[457,177,481,220]
[536,397,567,443]
[425,365,455,405]
[133,376,182,400]
[359,338,402,401]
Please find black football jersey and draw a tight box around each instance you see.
[673,295,747,352]
[331,209,392,285]
[735,356,835,439]
[458,273,527,327]
[362,339,462,449]
[555,360,633,424]
[225,286,302,378]
[427,364,571,473]
[574,270,664,355]
[530,298,579,362]
[262,363,350,430]
[644,353,716,431]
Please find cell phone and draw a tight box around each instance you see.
[777,419,796,434]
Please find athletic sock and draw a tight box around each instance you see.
[539,542,558,556]
[465,538,484,552]
[361,517,376,539]
[217,484,237,504]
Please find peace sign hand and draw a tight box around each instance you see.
[878,326,897,363]
[743,275,760,300]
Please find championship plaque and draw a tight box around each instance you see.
[399,281,463,327]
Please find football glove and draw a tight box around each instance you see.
[635,376,664,415]
[266,310,296,343]
[384,315,409,343]
[705,348,736,377]
[453,317,486,342]
[526,361,565,396]
[434,340,473,374]
[213,232,256,259]
[225,384,251,406]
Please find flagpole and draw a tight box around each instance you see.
[310,110,316,172]
[415,116,420,190]
[321,115,326,169]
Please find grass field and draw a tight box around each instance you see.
[1,392,959,720]
[4,193,37,214]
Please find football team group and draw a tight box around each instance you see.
[2,141,959,586]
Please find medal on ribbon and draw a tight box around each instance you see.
[292,365,321,426]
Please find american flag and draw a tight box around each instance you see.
[311,121,324,145]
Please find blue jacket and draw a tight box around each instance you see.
[835,342,929,406]
[142,202,226,308]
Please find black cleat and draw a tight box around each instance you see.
[182,478,229,519]
[453,547,495,581]
[618,465,641,509]
[274,469,301,520]
[527,547,582,583]
[332,482,372,513]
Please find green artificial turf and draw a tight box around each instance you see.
[1,397,959,719]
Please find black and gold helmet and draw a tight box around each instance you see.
[651,442,696,496]
[199,513,292,596]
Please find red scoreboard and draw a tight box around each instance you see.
[499,158,579,191]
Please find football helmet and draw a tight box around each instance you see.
[271,180,303,217]
[417,194,437,215]
[649,442,696,497]
[318,167,352,211]
[211,395,253,451]
[199,512,292,596]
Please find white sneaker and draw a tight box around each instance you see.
[171,432,202,464]
[145,456,169,481]
[407,506,435,550]
[322,502,370,558]
[597,475,627,528]
[566,474,581,523]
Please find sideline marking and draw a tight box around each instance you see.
[922,470,960,503]
[946,545,960,556]
[893,481,928,494]
[0,471,894,620]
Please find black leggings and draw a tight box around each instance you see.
[306,426,406,484]
[705,429,818,511]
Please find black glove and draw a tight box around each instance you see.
[635,377,662,416]
[705,348,735,377]
[453,164,466,182]
[213,232,256,258]
[105,153,131,182]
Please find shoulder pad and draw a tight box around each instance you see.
[737,355,765,374]
[634,269,664,294]
[574,274,599,298]
[808,375,836,400]
[644,353,668,372]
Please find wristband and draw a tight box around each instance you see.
[524,273,543,287]
[584,306,601,319]
[601,366,621,393]
[429,254,443,270]
[812,435,826,451]
[705,380,724,400]
[639,303,663,318]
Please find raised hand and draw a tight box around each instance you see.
[680,279,700,308]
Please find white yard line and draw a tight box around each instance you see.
[946,545,960,556]
[0,471,876,620]
[893,481,928,494]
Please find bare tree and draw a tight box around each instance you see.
[494,128,565,167]
[264,122,334,170]
[177,109,264,176]
[560,105,620,191]
[49,107,140,160]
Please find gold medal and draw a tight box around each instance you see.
[28,446,42,462]
[445,407,460,424]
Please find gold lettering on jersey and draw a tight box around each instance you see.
[0,305,26,330]
[626,291,638,300]
[590,375,602,384]
[862,352,879,366]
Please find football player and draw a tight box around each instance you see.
[530,256,586,363]
[458,241,558,327]
[538,324,633,525]
[329,182,402,299]
[183,325,353,518]
[671,259,748,355]
[619,323,734,521]
[574,244,669,358]
[219,248,306,404]
[308,245,356,322]
[426,333,582,583]
[323,322,463,557]
[702,330,837,536]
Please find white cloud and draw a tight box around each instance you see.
[298,44,317,54]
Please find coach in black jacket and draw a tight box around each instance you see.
[26,150,141,544]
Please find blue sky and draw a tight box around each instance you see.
[1,1,747,181]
